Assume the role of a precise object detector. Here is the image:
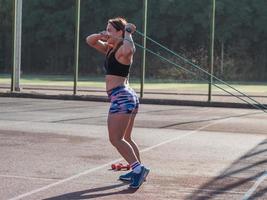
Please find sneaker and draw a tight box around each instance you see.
[129,166,150,189]
[119,171,134,182]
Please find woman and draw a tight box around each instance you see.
[86,17,149,189]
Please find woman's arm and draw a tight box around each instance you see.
[117,24,136,64]
[86,31,109,54]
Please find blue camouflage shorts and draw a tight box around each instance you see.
[107,85,139,114]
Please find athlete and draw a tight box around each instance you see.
[86,17,149,188]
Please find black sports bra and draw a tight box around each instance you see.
[104,48,130,78]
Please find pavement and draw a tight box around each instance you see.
[0,97,267,200]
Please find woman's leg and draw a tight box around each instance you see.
[108,113,139,165]
[123,110,141,163]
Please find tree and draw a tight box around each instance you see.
[0,0,12,73]
[0,0,266,81]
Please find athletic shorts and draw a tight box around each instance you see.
[107,85,139,114]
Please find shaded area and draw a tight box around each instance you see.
[43,183,137,200]
[159,111,259,129]
[186,139,267,200]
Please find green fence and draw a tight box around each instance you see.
[0,0,267,104]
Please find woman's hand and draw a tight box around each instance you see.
[125,23,136,34]
[99,31,110,41]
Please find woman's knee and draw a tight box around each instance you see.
[109,136,123,147]
[124,136,132,143]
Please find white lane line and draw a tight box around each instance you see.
[141,122,213,153]
[0,175,59,181]
[7,114,244,200]
[8,158,123,200]
[242,171,267,200]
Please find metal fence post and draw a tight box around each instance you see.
[140,0,148,98]
[73,0,81,95]
[11,0,22,92]
[208,0,216,102]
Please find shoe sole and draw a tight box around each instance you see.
[119,177,147,182]
[129,168,150,189]
[119,177,131,182]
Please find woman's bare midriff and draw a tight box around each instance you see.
[105,75,128,92]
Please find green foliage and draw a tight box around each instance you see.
[0,0,267,81]
[0,0,12,72]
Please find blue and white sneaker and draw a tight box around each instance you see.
[119,171,134,182]
[129,166,150,188]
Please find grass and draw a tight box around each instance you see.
[0,74,267,93]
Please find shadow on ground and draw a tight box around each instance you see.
[186,139,267,199]
[43,182,137,200]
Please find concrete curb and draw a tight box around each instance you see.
[1,92,266,110]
